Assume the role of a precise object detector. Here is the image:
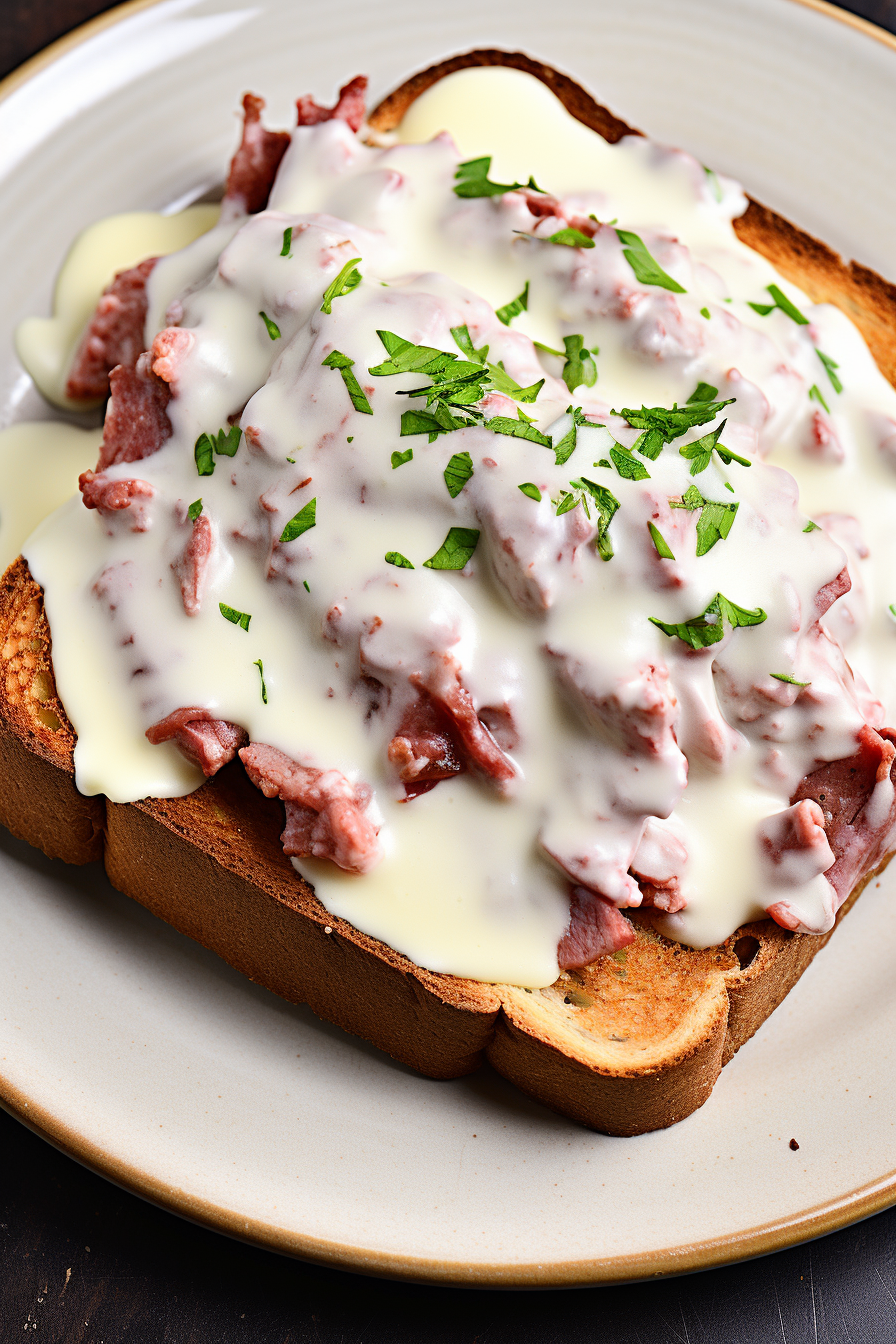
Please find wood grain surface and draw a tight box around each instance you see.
[3,3,896,1340]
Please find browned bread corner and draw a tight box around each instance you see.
[2,50,895,1134]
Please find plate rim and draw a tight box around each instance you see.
[3,0,896,1287]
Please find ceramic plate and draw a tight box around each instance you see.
[2,0,896,1287]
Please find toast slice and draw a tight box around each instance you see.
[3,52,895,1135]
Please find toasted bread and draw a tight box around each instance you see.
[2,52,895,1135]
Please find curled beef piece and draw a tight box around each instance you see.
[79,470,155,531]
[557,886,636,970]
[410,656,516,792]
[388,693,464,798]
[223,93,292,217]
[96,354,172,469]
[172,514,214,616]
[150,327,195,388]
[240,742,382,874]
[66,257,157,402]
[296,75,367,132]
[629,817,688,914]
[146,708,248,777]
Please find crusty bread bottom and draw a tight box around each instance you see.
[0,555,884,1134]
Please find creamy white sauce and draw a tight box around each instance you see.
[0,422,101,571]
[13,66,896,983]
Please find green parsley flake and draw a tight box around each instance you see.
[552,406,591,467]
[703,165,723,202]
[320,257,362,314]
[803,520,821,532]
[280,226,292,258]
[609,444,650,481]
[254,658,268,703]
[450,324,488,364]
[671,482,739,555]
[453,156,543,198]
[612,400,735,462]
[518,482,542,501]
[385,551,414,569]
[561,335,597,392]
[194,425,241,475]
[219,602,251,632]
[187,499,203,522]
[303,580,311,593]
[687,382,719,404]
[423,526,480,570]
[259,310,281,340]
[486,415,551,447]
[816,349,843,394]
[650,592,767,650]
[555,479,619,560]
[809,383,830,414]
[700,307,711,320]
[770,672,810,687]
[286,456,296,463]
[747,283,808,324]
[321,349,373,415]
[496,281,530,327]
[648,522,675,560]
[279,497,316,544]
[444,451,474,498]
[615,228,686,293]
[391,448,413,469]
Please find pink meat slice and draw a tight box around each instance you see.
[146,708,248,777]
[388,693,465,796]
[96,355,172,469]
[223,92,292,216]
[240,742,381,874]
[66,257,157,402]
[172,514,214,616]
[411,656,516,791]
[558,885,636,970]
[296,75,368,132]
[79,470,155,531]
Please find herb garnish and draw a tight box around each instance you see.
[280,226,293,258]
[703,165,723,202]
[321,350,373,415]
[279,497,316,543]
[515,227,595,249]
[320,257,362,314]
[748,283,808,325]
[700,307,711,320]
[648,522,675,560]
[770,672,810,687]
[496,281,530,327]
[187,499,203,522]
[554,478,619,560]
[809,383,830,414]
[679,421,751,473]
[259,311,281,340]
[385,551,415,569]
[391,448,413,469]
[485,415,552,447]
[453,157,543,198]
[687,382,719,404]
[609,443,651,481]
[560,335,597,392]
[518,482,542,501]
[423,527,480,570]
[485,362,544,402]
[444,451,474,498]
[816,349,843,394]
[450,324,488,364]
[615,228,686,293]
[254,658,268,703]
[194,425,241,475]
[650,593,767,649]
[219,603,251,631]
[803,520,821,533]
[303,580,311,593]
[671,482,739,554]
[612,400,735,461]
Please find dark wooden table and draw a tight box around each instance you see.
[4,3,896,1339]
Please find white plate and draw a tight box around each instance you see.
[2,0,896,1287]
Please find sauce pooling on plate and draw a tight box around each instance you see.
[17,66,896,985]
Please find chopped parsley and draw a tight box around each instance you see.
[609,443,650,481]
[648,522,675,560]
[496,281,530,327]
[486,414,552,447]
[391,448,413,469]
[219,602,251,632]
[485,362,544,402]
[552,406,593,466]
[444,450,474,498]
[280,226,293,258]
[747,283,808,325]
[320,257,362,314]
[560,335,597,392]
[303,579,311,593]
[259,310,281,340]
[286,455,296,463]
[679,420,751,474]
[809,383,830,414]
[671,482,739,554]
[770,672,810,687]
[370,330,457,377]
[518,482,542,501]
[615,228,686,293]
[612,399,735,461]
[803,520,821,533]
[816,349,843,394]
[254,658,268,703]
[700,307,711,320]
[650,592,767,650]
[450,324,488,364]
[453,156,543,198]
[423,526,480,570]
[194,425,240,475]
[687,382,719,404]
[703,165,723,202]
[321,349,373,415]
[516,227,595,250]
[555,478,619,561]
[385,551,414,569]
[279,497,316,543]
[187,499,203,522]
